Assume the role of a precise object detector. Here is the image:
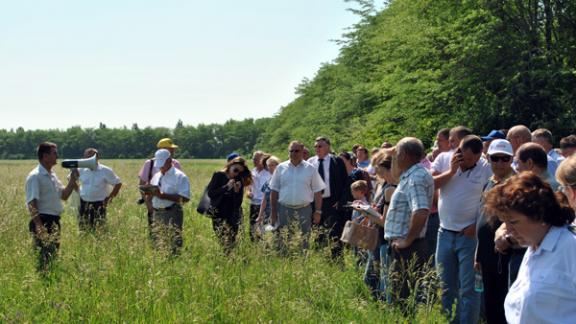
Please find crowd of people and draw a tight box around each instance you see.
[24,125,576,323]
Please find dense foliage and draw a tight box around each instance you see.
[2,0,575,158]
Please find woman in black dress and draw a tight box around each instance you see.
[207,157,252,252]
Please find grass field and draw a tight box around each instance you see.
[0,159,445,323]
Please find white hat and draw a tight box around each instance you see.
[488,139,513,156]
[153,149,171,168]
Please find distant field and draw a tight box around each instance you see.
[0,159,444,323]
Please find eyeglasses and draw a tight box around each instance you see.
[489,155,512,163]
[379,161,392,169]
[289,149,301,153]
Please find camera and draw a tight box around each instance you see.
[137,198,145,205]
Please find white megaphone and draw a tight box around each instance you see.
[61,155,98,171]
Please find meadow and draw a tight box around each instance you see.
[0,159,445,323]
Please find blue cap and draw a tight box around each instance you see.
[481,130,506,142]
[226,152,240,161]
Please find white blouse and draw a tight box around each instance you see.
[505,225,576,324]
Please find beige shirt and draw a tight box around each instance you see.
[269,160,325,207]
[25,164,65,215]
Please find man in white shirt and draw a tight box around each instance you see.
[532,128,565,169]
[269,141,325,248]
[433,135,492,324]
[148,149,190,255]
[138,138,183,237]
[25,142,78,271]
[77,148,122,231]
[246,150,270,241]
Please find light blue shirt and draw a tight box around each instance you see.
[505,225,576,324]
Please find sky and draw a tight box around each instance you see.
[0,0,362,130]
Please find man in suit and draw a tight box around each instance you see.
[308,136,349,259]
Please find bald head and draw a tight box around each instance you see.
[507,125,532,153]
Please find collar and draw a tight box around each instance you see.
[460,163,477,173]
[38,164,51,176]
[533,226,563,256]
[162,166,176,177]
[400,163,422,180]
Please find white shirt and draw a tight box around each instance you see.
[150,167,190,209]
[430,149,455,174]
[269,160,326,207]
[25,164,65,216]
[249,167,271,205]
[505,226,576,324]
[138,158,182,183]
[308,155,332,198]
[437,157,492,231]
[78,164,121,202]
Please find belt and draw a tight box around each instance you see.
[280,203,310,209]
[154,204,178,211]
[440,227,461,234]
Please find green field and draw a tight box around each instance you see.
[0,159,444,323]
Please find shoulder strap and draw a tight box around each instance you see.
[148,158,155,182]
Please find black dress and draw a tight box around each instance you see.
[207,171,244,251]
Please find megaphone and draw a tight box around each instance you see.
[61,155,97,171]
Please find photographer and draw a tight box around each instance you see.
[206,157,252,253]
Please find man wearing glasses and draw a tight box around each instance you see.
[307,137,348,259]
[269,141,325,249]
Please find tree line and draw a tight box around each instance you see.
[0,119,270,159]
[2,0,575,159]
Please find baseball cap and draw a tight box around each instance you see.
[487,139,513,156]
[227,152,240,161]
[481,130,506,142]
[154,149,171,168]
[157,138,179,149]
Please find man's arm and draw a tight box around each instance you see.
[392,209,429,249]
[27,199,45,233]
[61,170,78,200]
[433,153,460,188]
[105,183,122,205]
[313,191,323,224]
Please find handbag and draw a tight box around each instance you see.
[340,217,379,250]
[196,186,213,216]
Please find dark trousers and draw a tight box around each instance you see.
[212,211,242,254]
[316,198,347,260]
[389,239,428,304]
[482,264,509,324]
[249,204,260,241]
[79,199,106,231]
[29,214,61,271]
[424,212,439,266]
[508,248,525,286]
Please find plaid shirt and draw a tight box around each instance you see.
[384,163,434,240]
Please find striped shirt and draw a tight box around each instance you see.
[384,163,434,240]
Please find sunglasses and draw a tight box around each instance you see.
[231,167,242,174]
[489,155,512,163]
[379,161,392,169]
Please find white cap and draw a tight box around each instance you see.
[153,149,171,168]
[488,139,513,156]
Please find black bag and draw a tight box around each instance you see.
[196,186,212,216]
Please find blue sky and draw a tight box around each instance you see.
[0,0,361,130]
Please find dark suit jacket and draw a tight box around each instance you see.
[315,154,348,207]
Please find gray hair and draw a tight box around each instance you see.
[397,137,425,160]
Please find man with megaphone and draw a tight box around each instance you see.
[74,148,122,231]
[25,141,78,272]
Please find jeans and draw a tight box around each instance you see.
[436,228,480,324]
[364,242,390,301]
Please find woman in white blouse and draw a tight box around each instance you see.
[484,172,576,324]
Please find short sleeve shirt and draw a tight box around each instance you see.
[25,164,65,216]
[384,164,434,240]
[78,164,121,202]
[269,160,326,206]
[150,167,190,208]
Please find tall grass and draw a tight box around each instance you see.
[0,159,445,322]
